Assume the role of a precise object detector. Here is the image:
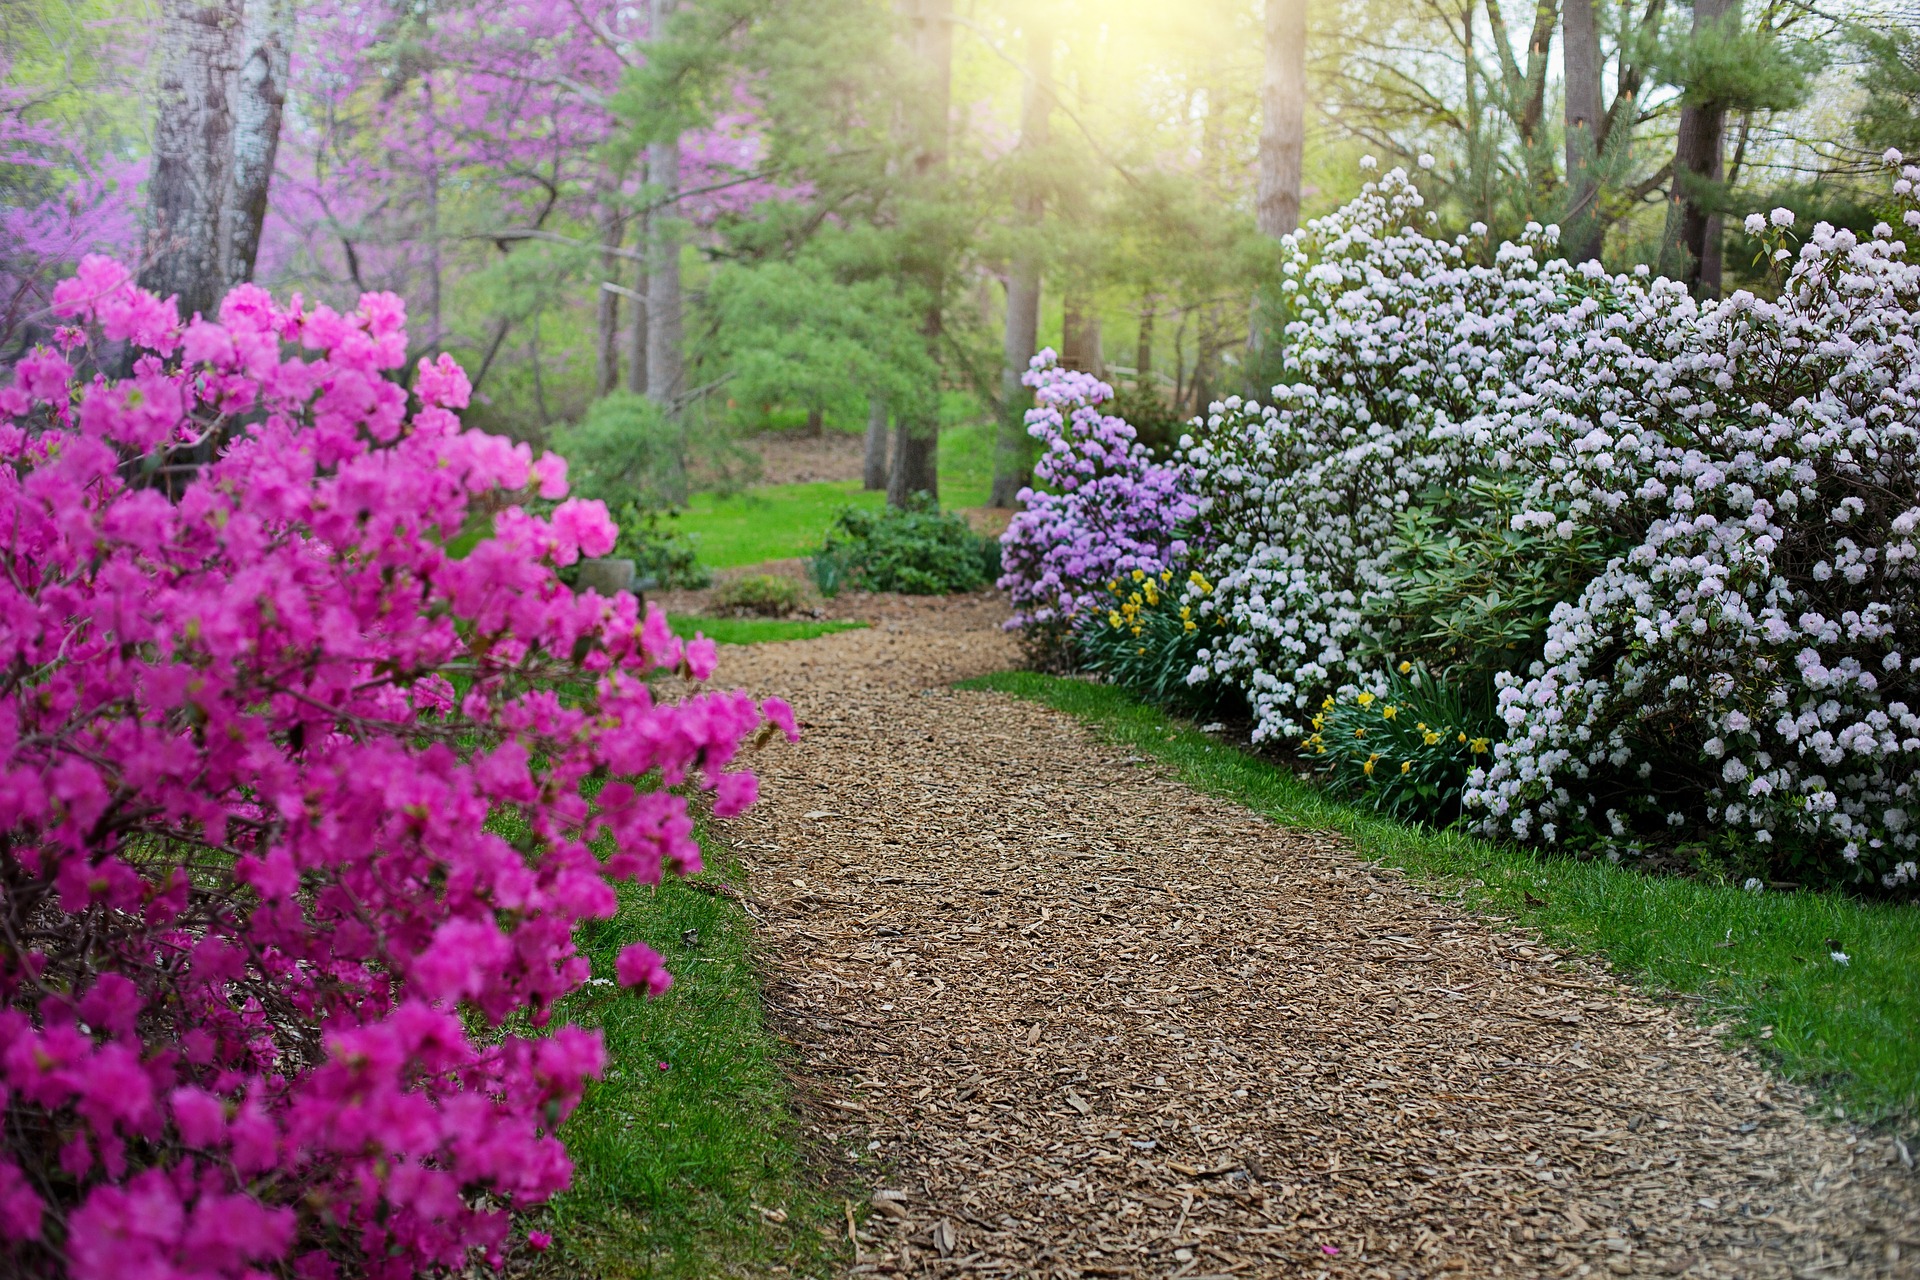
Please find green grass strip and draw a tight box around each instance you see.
[959,670,1920,1131]
[667,615,867,646]
[544,843,844,1279]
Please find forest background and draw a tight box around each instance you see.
[3,0,1917,520]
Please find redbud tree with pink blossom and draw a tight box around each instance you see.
[0,257,794,1277]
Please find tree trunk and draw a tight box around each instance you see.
[625,193,650,395]
[1561,0,1604,262]
[1659,0,1734,295]
[863,397,889,490]
[1256,0,1308,239]
[990,19,1051,510]
[1135,302,1154,382]
[141,0,242,323]
[219,0,289,292]
[1061,295,1102,376]
[888,0,950,508]
[645,137,683,408]
[595,192,623,395]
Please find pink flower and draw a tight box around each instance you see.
[615,944,674,997]
[531,451,569,499]
[0,1160,43,1241]
[527,1230,552,1251]
[711,770,758,818]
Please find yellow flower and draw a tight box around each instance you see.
[1398,660,1413,674]
[1132,569,1145,582]
[1183,620,1196,632]
[1130,626,1143,637]
[1363,754,1379,776]
[1353,728,1367,739]
[1180,606,1192,620]
[1108,610,1123,628]
[1144,583,1159,606]
[1108,580,1119,591]
[1400,760,1411,774]
[1469,737,1491,754]
[1382,705,1398,720]
[1415,721,1427,731]
[1322,695,1335,710]
[1160,570,1172,584]
[1356,691,1375,708]
[1311,714,1325,731]
[1423,730,1441,746]
[1458,732,1467,743]
[1136,647,1146,655]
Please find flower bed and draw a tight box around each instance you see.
[1003,158,1920,890]
[0,260,793,1276]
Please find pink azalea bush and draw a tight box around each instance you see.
[0,258,796,1276]
[997,351,1198,649]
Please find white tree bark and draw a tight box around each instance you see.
[220,0,291,291]
[142,0,243,322]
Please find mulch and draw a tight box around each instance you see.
[708,593,1919,1280]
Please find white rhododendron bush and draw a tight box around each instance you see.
[1177,160,1919,888]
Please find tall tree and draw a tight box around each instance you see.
[1561,0,1604,261]
[645,0,686,409]
[594,191,623,394]
[990,18,1052,509]
[1659,0,1735,294]
[887,0,949,507]
[141,0,242,321]
[220,0,290,290]
[1256,0,1308,239]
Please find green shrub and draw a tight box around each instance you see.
[1304,666,1497,825]
[609,502,711,590]
[551,392,689,509]
[711,573,803,617]
[808,498,995,596]
[1076,570,1236,713]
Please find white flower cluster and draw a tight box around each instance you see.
[1181,160,1920,887]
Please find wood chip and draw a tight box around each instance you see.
[693,589,1920,1279]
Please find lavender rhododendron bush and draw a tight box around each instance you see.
[0,259,795,1277]
[996,352,1199,651]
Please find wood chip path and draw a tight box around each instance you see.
[711,593,1918,1280]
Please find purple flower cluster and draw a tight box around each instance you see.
[998,351,1198,643]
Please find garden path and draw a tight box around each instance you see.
[715,594,1918,1280]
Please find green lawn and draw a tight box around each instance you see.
[540,846,844,1279]
[961,671,1920,1131]
[668,615,867,645]
[676,421,997,570]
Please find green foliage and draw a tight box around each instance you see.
[1303,667,1493,825]
[808,498,994,596]
[1659,12,1824,113]
[1377,480,1621,704]
[964,671,1920,1132]
[710,573,803,617]
[554,392,690,511]
[1075,571,1233,713]
[677,481,880,570]
[1855,23,1920,157]
[610,504,712,590]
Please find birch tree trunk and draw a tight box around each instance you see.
[1659,0,1734,295]
[1561,0,1604,262]
[990,19,1051,509]
[1255,0,1308,239]
[645,0,684,410]
[625,173,650,395]
[888,0,950,508]
[219,0,290,291]
[141,0,243,323]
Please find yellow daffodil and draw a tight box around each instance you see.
[1353,727,1367,739]
[1382,705,1398,720]
[1423,730,1441,746]
[1132,569,1145,582]
[1310,714,1324,731]
[1363,754,1379,776]
[1458,732,1467,743]
[1356,691,1375,708]
[1400,760,1411,773]
[1161,570,1172,583]
[1183,620,1196,632]
[1108,610,1123,628]
[1469,737,1491,754]
[1322,695,1335,710]
[1398,660,1413,674]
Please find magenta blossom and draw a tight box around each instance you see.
[0,261,793,1277]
